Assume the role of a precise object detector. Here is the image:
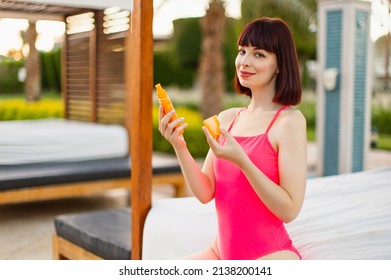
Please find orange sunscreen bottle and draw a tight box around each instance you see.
[203,115,220,139]
[155,83,183,134]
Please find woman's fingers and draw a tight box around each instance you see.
[164,117,185,136]
[202,126,221,151]
[158,106,164,132]
[159,109,176,132]
[219,126,231,140]
[202,126,213,142]
[160,109,176,124]
[159,108,186,140]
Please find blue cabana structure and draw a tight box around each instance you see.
[316,0,372,176]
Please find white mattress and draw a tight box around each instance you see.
[0,119,128,164]
[142,168,391,260]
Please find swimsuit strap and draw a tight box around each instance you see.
[265,105,290,134]
[227,107,247,132]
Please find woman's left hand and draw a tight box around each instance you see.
[202,126,247,166]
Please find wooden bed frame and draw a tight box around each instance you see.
[0,173,185,205]
[53,235,103,260]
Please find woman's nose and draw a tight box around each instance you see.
[238,54,250,67]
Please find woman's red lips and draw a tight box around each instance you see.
[239,70,254,78]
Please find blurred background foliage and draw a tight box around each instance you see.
[0,0,390,153]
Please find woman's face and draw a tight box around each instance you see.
[235,45,279,91]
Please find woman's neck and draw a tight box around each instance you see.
[246,88,279,112]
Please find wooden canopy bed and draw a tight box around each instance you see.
[0,0,169,260]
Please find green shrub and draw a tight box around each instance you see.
[372,97,391,135]
[0,59,24,93]
[154,49,194,88]
[0,49,62,94]
[0,99,63,120]
[41,48,62,92]
[297,98,316,129]
[171,18,202,70]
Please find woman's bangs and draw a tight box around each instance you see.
[237,24,274,52]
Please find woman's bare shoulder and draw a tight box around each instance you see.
[217,107,243,127]
[279,107,307,132]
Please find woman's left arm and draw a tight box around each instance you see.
[243,110,307,222]
[206,110,307,223]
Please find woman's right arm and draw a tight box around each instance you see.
[158,107,215,203]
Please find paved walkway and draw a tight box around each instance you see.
[0,143,390,260]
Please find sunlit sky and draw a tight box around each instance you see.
[0,0,388,56]
[153,0,241,36]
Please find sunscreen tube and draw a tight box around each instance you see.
[155,83,183,134]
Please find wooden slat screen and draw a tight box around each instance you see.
[96,9,128,124]
[64,9,130,125]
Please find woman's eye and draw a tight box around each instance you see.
[238,49,245,55]
[255,52,265,58]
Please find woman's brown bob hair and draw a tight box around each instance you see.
[234,17,302,105]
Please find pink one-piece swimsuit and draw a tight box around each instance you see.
[213,105,301,260]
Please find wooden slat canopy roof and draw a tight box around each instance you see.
[0,0,132,12]
[0,0,133,20]
[0,0,91,16]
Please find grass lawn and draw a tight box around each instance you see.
[378,134,391,151]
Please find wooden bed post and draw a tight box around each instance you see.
[89,13,97,123]
[128,0,154,260]
[62,20,68,120]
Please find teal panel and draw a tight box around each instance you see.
[352,11,369,172]
[324,10,342,176]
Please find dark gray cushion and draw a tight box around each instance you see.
[54,208,131,260]
[0,154,181,191]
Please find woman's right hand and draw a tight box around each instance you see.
[158,106,188,149]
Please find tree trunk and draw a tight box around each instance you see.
[25,21,41,102]
[199,0,226,119]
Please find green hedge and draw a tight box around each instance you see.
[297,99,316,129]
[154,48,194,88]
[0,49,61,95]
[0,59,24,93]
[41,48,62,92]
[372,103,391,135]
[0,99,63,120]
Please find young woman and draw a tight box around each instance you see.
[158,17,307,260]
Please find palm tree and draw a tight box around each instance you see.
[198,0,226,119]
[24,21,41,102]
